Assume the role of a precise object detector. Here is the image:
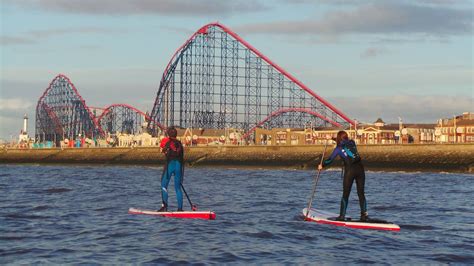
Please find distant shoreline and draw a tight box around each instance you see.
[1,144,473,174]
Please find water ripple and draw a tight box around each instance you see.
[0,165,473,264]
[39,188,73,194]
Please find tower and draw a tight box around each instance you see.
[23,114,28,134]
[19,114,29,143]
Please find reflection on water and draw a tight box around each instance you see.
[0,165,473,264]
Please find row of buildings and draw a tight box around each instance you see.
[255,112,474,145]
[106,112,474,146]
[11,112,474,148]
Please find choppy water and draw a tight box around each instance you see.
[1,164,473,264]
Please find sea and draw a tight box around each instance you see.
[1,164,473,264]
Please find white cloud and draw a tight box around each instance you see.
[329,94,474,123]
[0,36,36,45]
[1,27,125,46]
[360,47,389,59]
[236,2,473,40]
[0,98,33,111]
[5,0,269,16]
[0,99,34,139]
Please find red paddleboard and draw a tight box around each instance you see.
[129,208,216,220]
[303,208,400,231]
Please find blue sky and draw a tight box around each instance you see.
[1,0,473,140]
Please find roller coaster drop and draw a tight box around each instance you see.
[35,75,162,143]
[35,23,353,144]
[148,22,353,136]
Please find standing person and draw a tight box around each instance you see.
[158,127,184,212]
[318,131,369,221]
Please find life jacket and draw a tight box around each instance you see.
[341,140,361,164]
[164,138,183,161]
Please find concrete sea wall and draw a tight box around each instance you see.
[1,144,473,173]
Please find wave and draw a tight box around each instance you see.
[400,224,437,230]
[42,188,73,194]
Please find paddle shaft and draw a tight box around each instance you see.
[181,165,197,211]
[305,140,329,219]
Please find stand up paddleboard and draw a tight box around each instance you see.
[303,208,400,231]
[129,208,216,220]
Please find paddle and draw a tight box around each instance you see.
[181,183,197,211]
[304,139,329,220]
[180,164,197,211]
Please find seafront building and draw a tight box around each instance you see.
[5,113,473,149]
[254,118,436,145]
[434,112,474,143]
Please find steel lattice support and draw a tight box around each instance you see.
[149,23,354,136]
[35,74,103,144]
[96,104,163,135]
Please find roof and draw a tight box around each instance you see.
[179,128,226,137]
[403,124,436,129]
[439,119,474,127]
[380,124,400,130]
[455,120,474,126]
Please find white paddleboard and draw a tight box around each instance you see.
[303,208,400,231]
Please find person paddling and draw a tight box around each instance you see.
[318,131,369,221]
[158,126,184,212]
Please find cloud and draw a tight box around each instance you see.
[236,2,473,39]
[0,98,34,111]
[0,36,36,45]
[27,27,125,38]
[360,47,389,59]
[5,0,269,16]
[161,26,196,35]
[284,0,471,7]
[1,27,124,46]
[329,95,474,124]
[0,98,35,138]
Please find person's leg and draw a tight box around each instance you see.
[171,160,184,211]
[354,164,368,220]
[159,163,172,211]
[339,168,355,220]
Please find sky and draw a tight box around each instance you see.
[1,0,473,140]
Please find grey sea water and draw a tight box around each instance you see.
[1,164,473,264]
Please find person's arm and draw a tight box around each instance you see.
[159,137,169,153]
[318,147,339,169]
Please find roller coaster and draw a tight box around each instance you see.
[35,22,353,144]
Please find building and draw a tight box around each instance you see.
[255,128,307,145]
[178,128,246,146]
[255,118,436,145]
[435,112,474,143]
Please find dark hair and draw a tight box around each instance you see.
[336,130,348,145]
[166,127,178,138]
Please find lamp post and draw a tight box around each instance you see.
[398,117,403,144]
[354,119,358,143]
[453,115,457,143]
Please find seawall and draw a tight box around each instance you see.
[1,144,473,173]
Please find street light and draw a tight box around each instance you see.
[398,117,403,144]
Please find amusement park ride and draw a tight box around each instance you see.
[35,23,354,145]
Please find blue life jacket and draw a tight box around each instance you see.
[341,140,361,164]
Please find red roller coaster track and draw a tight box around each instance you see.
[242,108,342,139]
[96,103,164,131]
[150,22,354,134]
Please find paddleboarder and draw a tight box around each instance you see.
[318,131,369,222]
[158,126,184,212]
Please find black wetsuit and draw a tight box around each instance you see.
[322,139,367,218]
